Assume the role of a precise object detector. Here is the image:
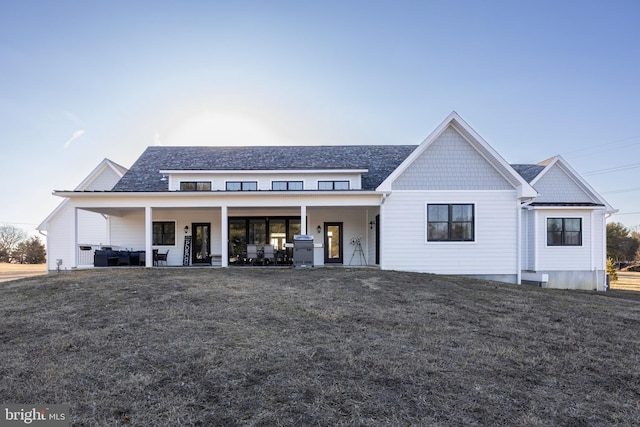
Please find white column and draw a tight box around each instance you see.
[145,207,153,267]
[300,205,307,235]
[73,207,79,268]
[516,201,522,285]
[221,206,228,267]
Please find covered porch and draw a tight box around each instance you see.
[67,192,383,269]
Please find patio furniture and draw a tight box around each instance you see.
[246,245,259,265]
[262,244,276,265]
[154,249,169,266]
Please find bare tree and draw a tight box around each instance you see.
[0,225,28,263]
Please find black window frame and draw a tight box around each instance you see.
[226,181,258,191]
[153,221,175,246]
[180,181,212,191]
[318,180,350,190]
[547,218,582,246]
[426,204,475,242]
[272,181,304,191]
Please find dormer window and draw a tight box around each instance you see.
[272,181,303,190]
[226,181,257,191]
[180,181,211,191]
[318,180,350,190]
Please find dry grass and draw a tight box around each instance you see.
[613,271,640,292]
[1,268,639,426]
[0,262,46,282]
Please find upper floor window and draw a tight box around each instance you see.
[318,180,350,190]
[153,221,175,246]
[226,181,257,191]
[272,181,303,190]
[427,204,474,241]
[180,181,211,191]
[547,218,582,246]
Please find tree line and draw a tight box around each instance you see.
[0,225,46,264]
[607,222,640,267]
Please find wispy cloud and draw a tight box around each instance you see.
[64,130,86,148]
[154,130,162,146]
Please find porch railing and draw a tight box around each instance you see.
[77,244,121,266]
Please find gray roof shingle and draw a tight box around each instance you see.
[112,145,418,191]
[510,164,545,183]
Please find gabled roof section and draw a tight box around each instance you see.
[38,158,127,230]
[378,112,538,198]
[510,164,546,183]
[75,158,128,191]
[112,145,417,191]
[529,155,616,212]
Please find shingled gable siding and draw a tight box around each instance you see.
[391,126,513,191]
[531,165,596,203]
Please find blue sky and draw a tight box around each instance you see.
[1,0,639,237]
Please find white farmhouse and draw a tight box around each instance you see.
[38,112,615,290]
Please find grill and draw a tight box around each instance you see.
[293,234,314,268]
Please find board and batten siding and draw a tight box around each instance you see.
[381,190,519,276]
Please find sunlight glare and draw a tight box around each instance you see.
[163,111,289,146]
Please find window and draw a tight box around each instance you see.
[272,181,303,190]
[226,181,257,191]
[427,204,474,241]
[318,180,350,190]
[153,222,175,246]
[547,218,582,246]
[180,181,211,191]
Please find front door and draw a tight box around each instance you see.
[192,223,211,264]
[324,222,343,264]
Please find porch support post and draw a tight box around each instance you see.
[516,200,522,285]
[73,207,79,268]
[221,206,228,267]
[145,206,153,267]
[300,205,307,235]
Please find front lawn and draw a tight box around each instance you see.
[1,268,639,426]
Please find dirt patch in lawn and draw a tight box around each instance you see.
[1,268,639,426]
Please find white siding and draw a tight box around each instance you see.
[534,209,593,271]
[109,208,223,266]
[381,191,518,275]
[81,166,121,191]
[307,207,371,266]
[392,126,513,191]
[169,172,363,191]
[77,210,108,245]
[45,207,75,271]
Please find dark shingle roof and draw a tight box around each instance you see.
[510,164,545,183]
[112,145,418,192]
